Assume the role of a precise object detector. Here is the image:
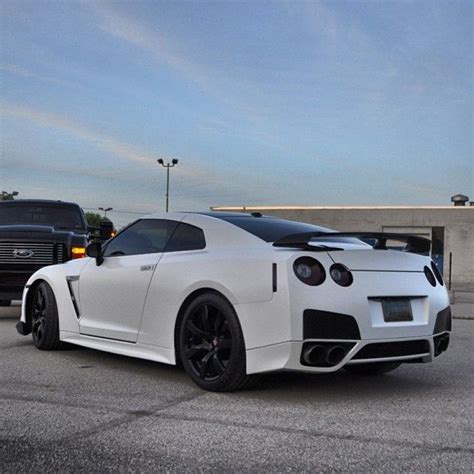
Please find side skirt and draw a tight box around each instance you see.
[60,331,176,365]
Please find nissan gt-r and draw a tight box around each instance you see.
[16,212,451,391]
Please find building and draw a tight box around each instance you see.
[212,199,474,293]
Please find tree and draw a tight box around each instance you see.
[84,212,112,228]
[1,191,19,201]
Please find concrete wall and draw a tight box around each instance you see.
[213,206,474,290]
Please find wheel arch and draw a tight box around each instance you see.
[23,278,47,334]
[173,287,242,366]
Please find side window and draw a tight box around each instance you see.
[103,219,178,257]
[164,223,206,252]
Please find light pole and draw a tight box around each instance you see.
[98,207,113,218]
[157,158,179,212]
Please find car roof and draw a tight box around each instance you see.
[143,211,270,220]
[191,211,268,218]
[0,199,80,206]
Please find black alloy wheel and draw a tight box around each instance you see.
[31,282,60,350]
[184,302,232,381]
[179,293,257,392]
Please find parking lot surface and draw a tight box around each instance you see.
[1,304,473,472]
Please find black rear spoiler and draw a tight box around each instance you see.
[272,232,431,254]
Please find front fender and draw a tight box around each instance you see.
[20,259,90,334]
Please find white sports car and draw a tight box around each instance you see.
[16,212,451,391]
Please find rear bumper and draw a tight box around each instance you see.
[246,332,450,375]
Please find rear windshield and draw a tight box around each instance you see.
[0,203,86,231]
[219,216,364,244]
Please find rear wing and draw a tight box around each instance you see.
[272,232,431,255]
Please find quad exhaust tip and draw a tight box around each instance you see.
[302,344,327,365]
[302,343,349,367]
[434,334,450,356]
[326,345,346,365]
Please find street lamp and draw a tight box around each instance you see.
[157,158,179,212]
[98,207,113,218]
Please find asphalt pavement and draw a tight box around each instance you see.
[1,304,473,472]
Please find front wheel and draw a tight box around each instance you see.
[344,361,401,376]
[31,282,61,350]
[179,293,258,392]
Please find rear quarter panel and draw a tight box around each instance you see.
[138,247,278,348]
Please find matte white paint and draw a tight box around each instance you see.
[20,212,451,375]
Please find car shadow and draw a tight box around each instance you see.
[59,345,442,400]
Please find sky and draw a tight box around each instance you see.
[1,0,473,226]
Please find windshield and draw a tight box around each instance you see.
[0,203,86,230]
[219,216,366,245]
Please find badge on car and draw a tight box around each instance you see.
[140,264,156,271]
[13,249,35,259]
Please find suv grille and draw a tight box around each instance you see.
[0,242,67,265]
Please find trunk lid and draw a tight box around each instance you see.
[327,249,427,272]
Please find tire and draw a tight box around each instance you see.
[344,361,402,376]
[0,300,11,307]
[179,292,258,392]
[31,282,61,350]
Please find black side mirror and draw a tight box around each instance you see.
[86,242,104,266]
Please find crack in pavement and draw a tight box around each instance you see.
[150,413,474,456]
[2,392,472,457]
[0,391,208,469]
[0,393,129,414]
[0,341,32,350]
[41,392,205,445]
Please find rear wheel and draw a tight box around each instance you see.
[31,282,60,350]
[344,361,401,376]
[0,300,11,307]
[179,293,257,392]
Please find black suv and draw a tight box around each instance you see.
[0,199,91,305]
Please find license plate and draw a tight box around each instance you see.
[382,298,413,322]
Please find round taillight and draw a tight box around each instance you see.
[293,257,326,286]
[424,266,436,287]
[329,264,353,287]
[431,261,444,286]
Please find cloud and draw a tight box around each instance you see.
[1,64,35,77]
[86,2,276,125]
[0,63,79,89]
[1,102,158,167]
[0,102,278,205]
[89,2,217,93]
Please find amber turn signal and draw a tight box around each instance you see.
[71,246,86,259]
